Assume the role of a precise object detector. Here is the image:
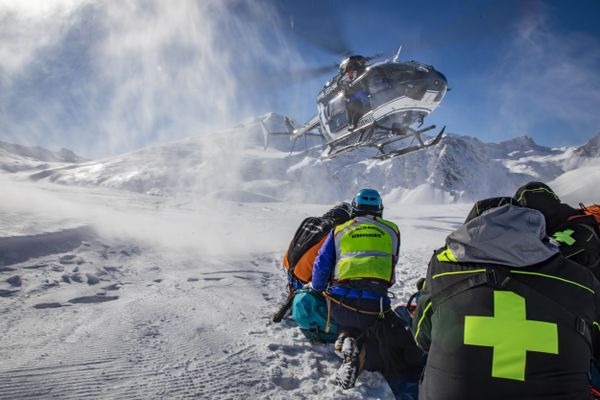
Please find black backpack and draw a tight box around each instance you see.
[286,217,335,270]
[552,215,600,278]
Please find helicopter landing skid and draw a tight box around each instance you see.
[321,123,377,159]
[372,126,445,160]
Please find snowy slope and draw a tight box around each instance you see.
[0,174,469,399]
[550,162,600,205]
[549,132,600,203]
[0,140,86,173]
[2,119,599,399]
[17,115,600,205]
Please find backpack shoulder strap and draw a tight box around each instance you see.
[430,269,497,308]
[499,270,593,350]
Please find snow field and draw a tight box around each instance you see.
[2,123,598,398]
[0,175,470,399]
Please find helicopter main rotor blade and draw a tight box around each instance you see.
[363,53,385,62]
[284,51,386,86]
[289,63,340,79]
[236,63,338,93]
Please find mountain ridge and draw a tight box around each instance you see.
[0,139,87,172]
[1,115,598,204]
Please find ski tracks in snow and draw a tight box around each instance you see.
[0,230,399,399]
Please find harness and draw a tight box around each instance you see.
[323,291,392,318]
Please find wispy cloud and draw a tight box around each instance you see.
[0,1,82,80]
[0,0,305,157]
[493,5,600,143]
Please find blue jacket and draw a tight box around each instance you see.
[312,230,390,303]
[312,230,336,291]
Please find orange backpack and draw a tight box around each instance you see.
[283,217,335,284]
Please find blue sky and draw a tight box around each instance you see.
[273,0,600,146]
[0,0,599,158]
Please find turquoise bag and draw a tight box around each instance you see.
[292,289,339,343]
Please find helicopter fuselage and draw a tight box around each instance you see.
[316,60,447,143]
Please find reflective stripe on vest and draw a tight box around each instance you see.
[333,216,399,282]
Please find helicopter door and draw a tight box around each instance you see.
[324,95,348,134]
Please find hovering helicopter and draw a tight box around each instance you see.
[261,47,448,160]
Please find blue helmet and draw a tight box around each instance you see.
[351,189,383,216]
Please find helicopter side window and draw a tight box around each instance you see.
[368,71,400,107]
[325,95,348,133]
[367,71,390,95]
[327,96,346,117]
[372,79,390,95]
[392,71,415,84]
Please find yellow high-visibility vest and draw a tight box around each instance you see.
[333,215,399,283]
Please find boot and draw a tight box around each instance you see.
[335,337,361,389]
[334,333,346,355]
[335,329,359,357]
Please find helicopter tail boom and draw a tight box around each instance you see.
[290,114,322,140]
[259,118,294,149]
[259,115,322,151]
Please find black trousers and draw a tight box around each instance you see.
[330,295,388,372]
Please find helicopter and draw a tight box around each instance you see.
[261,47,448,160]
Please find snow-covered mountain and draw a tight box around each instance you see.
[1,119,599,399]
[0,140,87,173]
[3,115,599,205]
[574,131,600,158]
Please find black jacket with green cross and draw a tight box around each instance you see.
[412,205,600,400]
